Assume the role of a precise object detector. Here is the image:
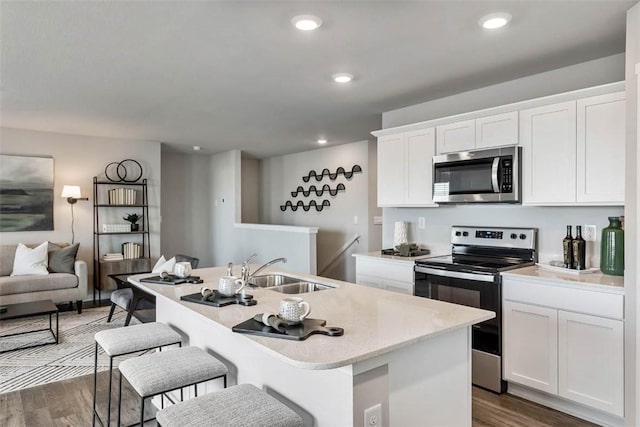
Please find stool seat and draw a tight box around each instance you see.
[95,322,181,357]
[110,288,155,310]
[156,384,303,427]
[119,346,228,398]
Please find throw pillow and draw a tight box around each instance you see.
[152,255,176,274]
[11,242,49,276]
[48,243,79,274]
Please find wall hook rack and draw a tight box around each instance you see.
[302,165,362,182]
[280,200,331,212]
[291,183,346,198]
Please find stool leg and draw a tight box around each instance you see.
[107,303,117,323]
[117,371,123,427]
[92,342,98,427]
[195,383,198,398]
[107,357,113,427]
[224,375,227,388]
[140,396,145,426]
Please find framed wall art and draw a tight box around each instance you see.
[0,154,54,231]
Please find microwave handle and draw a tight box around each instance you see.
[491,157,500,192]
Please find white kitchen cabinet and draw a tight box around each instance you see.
[436,112,518,154]
[521,92,625,206]
[503,300,558,394]
[475,111,519,149]
[576,92,625,204]
[377,128,437,207]
[558,311,624,417]
[354,256,415,295]
[436,119,475,153]
[503,275,624,418]
[520,101,577,205]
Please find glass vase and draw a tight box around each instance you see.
[600,216,624,276]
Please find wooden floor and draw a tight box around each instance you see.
[0,372,597,427]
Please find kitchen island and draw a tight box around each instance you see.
[130,266,493,427]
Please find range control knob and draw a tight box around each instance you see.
[462,231,469,237]
[510,233,518,239]
[455,231,461,236]
[519,233,527,240]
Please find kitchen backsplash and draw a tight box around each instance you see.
[382,205,624,269]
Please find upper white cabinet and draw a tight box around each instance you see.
[521,92,625,206]
[520,101,577,205]
[436,112,518,154]
[576,92,626,204]
[377,128,437,207]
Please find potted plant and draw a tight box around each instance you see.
[123,213,143,231]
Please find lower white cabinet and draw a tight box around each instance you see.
[354,256,415,295]
[558,311,624,416]
[503,276,624,418]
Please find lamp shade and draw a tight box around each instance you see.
[61,185,82,199]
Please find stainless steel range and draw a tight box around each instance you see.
[414,226,537,393]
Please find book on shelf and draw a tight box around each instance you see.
[102,224,130,233]
[108,188,138,205]
[103,253,124,261]
[121,242,142,259]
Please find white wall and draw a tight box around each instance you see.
[241,157,260,224]
[161,147,213,266]
[383,53,625,128]
[0,127,161,294]
[625,3,640,426]
[260,140,379,282]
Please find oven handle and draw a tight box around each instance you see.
[491,156,500,193]
[415,266,496,283]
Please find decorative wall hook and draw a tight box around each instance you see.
[302,165,362,182]
[280,200,331,212]
[291,183,346,198]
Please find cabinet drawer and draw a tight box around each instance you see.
[355,259,414,283]
[503,278,623,319]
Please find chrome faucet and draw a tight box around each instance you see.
[242,256,287,283]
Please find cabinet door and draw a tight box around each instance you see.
[558,311,624,416]
[475,111,518,149]
[576,92,625,204]
[355,274,383,289]
[503,301,558,394]
[381,278,414,295]
[405,128,437,206]
[377,134,405,206]
[520,101,577,205]
[436,119,475,154]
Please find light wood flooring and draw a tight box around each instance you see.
[0,372,597,427]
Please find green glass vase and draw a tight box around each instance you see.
[600,216,624,276]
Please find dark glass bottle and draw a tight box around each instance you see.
[600,216,624,276]
[562,225,574,269]
[572,225,586,270]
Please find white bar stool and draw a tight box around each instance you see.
[117,346,228,426]
[155,383,304,427]
[93,322,182,427]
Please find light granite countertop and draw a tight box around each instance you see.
[503,265,625,294]
[352,250,436,263]
[129,266,493,370]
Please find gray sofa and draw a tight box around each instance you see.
[0,244,88,313]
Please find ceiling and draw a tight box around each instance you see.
[0,1,635,158]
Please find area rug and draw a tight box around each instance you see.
[0,306,141,394]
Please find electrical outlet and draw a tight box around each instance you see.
[418,217,426,230]
[364,403,382,427]
[584,225,597,241]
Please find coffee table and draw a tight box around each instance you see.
[0,300,59,353]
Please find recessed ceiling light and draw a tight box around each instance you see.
[291,15,322,31]
[478,12,512,29]
[317,139,328,144]
[332,73,354,83]
[193,145,201,151]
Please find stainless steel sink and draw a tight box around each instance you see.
[247,274,334,294]
[269,282,334,294]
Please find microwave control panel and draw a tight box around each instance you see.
[501,157,513,193]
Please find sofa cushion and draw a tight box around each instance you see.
[0,245,18,277]
[0,273,78,296]
[11,242,49,276]
[48,243,79,274]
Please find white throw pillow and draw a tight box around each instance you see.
[11,242,50,276]
[152,255,176,274]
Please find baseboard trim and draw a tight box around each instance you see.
[508,383,624,427]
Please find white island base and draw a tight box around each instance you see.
[157,297,473,427]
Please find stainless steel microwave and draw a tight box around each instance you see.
[432,146,521,203]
